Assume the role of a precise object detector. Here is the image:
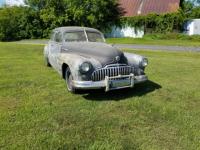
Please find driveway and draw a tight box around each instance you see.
[16,40,200,52]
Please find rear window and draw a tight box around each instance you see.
[64,31,87,42]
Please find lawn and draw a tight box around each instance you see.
[0,43,200,150]
[106,38,200,47]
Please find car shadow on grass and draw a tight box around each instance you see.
[81,80,162,101]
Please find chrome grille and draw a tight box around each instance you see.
[91,64,134,81]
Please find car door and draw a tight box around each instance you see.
[49,31,62,71]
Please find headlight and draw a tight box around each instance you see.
[141,58,148,67]
[80,62,92,73]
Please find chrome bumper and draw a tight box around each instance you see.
[72,74,148,91]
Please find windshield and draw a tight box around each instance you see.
[63,30,105,42]
[64,31,87,42]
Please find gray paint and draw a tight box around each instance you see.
[62,42,126,67]
[44,27,148,86]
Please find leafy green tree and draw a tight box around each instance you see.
[26,0,122,33]
[0,0,122,41]
[65,0,122,30]
[180,0,193,13]
[25,0,69,37]
[190,6,200,18]
[0,7,26,41]
[0,7,45,41]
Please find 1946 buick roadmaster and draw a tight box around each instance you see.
[44,27,148,93]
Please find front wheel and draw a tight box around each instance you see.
[65,68,76,93]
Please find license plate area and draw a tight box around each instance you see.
[110,78,131,88]
[105,74,134,91]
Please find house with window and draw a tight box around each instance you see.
[108,0,180,38]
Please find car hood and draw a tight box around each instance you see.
[62,42,127,66]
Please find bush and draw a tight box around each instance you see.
[0,7,45,41]
[0,7,24,41]
[0,0,122,41]
[120,11,185,34]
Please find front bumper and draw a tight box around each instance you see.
[72,74,148,91]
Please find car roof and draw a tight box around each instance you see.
[54,26,101,33]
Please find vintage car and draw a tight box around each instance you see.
[44,27,148,93]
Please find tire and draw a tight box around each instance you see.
[65,68,76,93]
[45,57,51,67]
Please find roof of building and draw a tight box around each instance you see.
[119,0,180,17]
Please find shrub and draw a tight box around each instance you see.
[0,7,23,41]
[0,7,45,41]
[120,11,186,34]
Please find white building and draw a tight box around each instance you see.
[184,19,200,36]
[108,0,180,38]
[107,26,144,38]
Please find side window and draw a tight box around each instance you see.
[54,32,62,43]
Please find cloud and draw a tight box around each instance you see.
[6,0,25,6]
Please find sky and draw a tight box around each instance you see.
[0,0,25,6]
[6,0,25,6]
[0,0,5,6]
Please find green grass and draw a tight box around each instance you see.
[106,38,200,47]
[0,42,200,149]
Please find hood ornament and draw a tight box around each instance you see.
[115,56,120,62]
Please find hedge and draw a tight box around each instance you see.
[119,11,186,33]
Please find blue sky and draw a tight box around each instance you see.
[0,0,5,6]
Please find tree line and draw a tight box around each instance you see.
[0,0,122,41]
[0,0,199,41]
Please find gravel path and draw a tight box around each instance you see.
[16,40,200,52]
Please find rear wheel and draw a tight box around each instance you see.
[65,68,76,93]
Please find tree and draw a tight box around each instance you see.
[0,0,123,41]
[26,0,123,33]
[190,6,200,18]
[0,7,27,41]
[65,0,123,30]
[180,0,200,9]
[191,0,200,6]
[25,0,69,37]
[180,0,193,12]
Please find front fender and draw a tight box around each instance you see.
[124,52,146,68]
[59,53,102,81]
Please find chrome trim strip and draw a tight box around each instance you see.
[72,75,148,91]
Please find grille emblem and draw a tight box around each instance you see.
[115,56,120,62]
